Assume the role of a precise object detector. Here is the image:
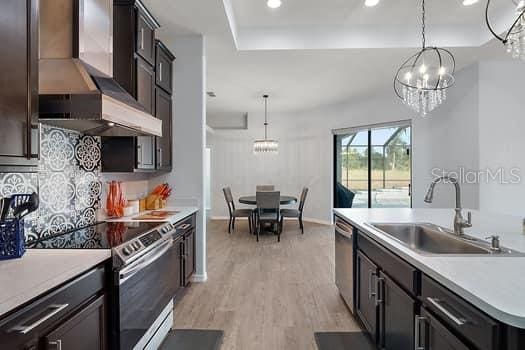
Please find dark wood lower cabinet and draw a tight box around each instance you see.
[183,229,196,286]
[379,271,415,350]
[45,295,107,350]
[356,250,379,341]
[419,308,469,350]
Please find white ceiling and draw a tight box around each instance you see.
[143,0,514,117]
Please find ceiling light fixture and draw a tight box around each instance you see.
[267,0,282,9]
[253,95,278,154]
[365,0,380,7]
[394,0,456,116]
[486,0,525,60]
[462,0,479,6]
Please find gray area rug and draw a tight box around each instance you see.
[160,329,224,350]
[314,332,375,350]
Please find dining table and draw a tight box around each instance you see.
[238,195,298,206]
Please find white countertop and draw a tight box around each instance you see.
[0,249,111,318]
[106,206,198,224]
[333,208,525,329]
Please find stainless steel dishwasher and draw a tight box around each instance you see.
[335,216,355,313]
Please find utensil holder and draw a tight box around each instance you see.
[0,219,25,260]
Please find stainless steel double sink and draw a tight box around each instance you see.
[369,222,524,256]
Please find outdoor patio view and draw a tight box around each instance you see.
[334,124,411,208]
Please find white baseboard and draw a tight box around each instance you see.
[210,216,332,226]
[192,273,208,282]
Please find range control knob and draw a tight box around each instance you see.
[133,242,141,250]
[122,246,133,256]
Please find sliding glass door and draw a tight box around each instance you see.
[334,122,411,208]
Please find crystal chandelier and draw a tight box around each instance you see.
[486,0,525,60]
[253,95,278,154]
[394,0,456,116]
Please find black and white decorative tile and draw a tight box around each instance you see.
[75,136,101,172]
[0,125,102,241]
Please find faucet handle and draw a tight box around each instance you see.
[466,211,472,226]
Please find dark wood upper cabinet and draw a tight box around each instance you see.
[0,0,39,171]
[155,87,172,171]
[155,41,175,94]
[136,56,155,114]
[113,0,160,98]
[136,7,156,65]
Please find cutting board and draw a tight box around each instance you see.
[132,211,180,220]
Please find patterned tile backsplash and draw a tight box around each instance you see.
[0,125,102,241]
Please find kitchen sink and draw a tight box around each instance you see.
[368,223,523,256]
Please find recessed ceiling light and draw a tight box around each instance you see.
[267,0,282,9]
[462,0,479,5]
[364,0,380,7]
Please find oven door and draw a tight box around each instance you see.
[116,239,177,350]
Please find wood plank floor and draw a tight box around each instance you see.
[173,219,361,350]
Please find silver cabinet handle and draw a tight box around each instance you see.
[137,144,143,165]
[375,277,384,306]
[414,315,426,350]
[157,148,163,167]
[48,340,62,350]
[140,27,144,50]
[10,304,69,334]
[368,270,377,300]
[426,297,467,326]
[159,62,163,82]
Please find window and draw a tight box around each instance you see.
[334,122,412,208]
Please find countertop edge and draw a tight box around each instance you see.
[0,250,111,319]
[334,209,525,329]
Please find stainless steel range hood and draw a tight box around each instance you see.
[38,0,162,137]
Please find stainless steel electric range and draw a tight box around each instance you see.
[27,221,182,350]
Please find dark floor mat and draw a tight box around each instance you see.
[314,332,375,350]
[160,329,224,350]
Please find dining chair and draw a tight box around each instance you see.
[280,187,309,234]
[255,191,281,242]
[256,185,275,191]
[223,187,254,234]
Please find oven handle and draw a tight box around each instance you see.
[119,239,173,285]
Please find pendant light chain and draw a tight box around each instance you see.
[264,95,268,140]
[421,0,426,49]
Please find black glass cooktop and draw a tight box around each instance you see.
[26,222,162,249]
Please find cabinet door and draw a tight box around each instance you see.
[174,237,183,292]
[379,271,415,350]
[155,44,173,94]
[356,250,379,342]
[135,57,154,114]
[135,9,155,64]
[0,0,39,168]
[183,230,195,285]
[136,136,155,170]
[417,308,469,350]
[155,88,172,171]
[44,295,107,350]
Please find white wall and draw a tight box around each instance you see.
[151,34,208,281]
[209,65,481,223]
[479,60,525,216]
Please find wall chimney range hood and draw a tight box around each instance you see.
[38,0,162,137]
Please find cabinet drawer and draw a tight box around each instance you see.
[421,274,500,350]
[357,232,419,296]
[0,266,105,348]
